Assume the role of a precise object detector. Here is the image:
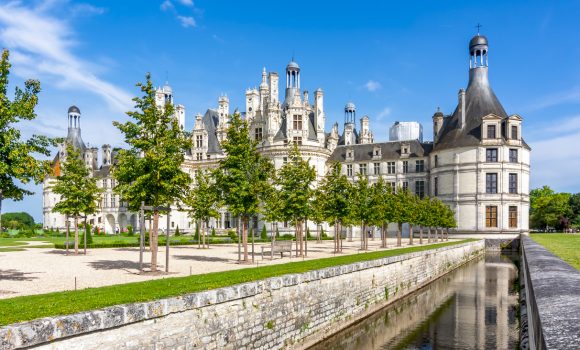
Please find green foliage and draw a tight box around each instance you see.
[126,225,134,236]
[0,212,35,229]
[0,240,472,326]
[0,49,55,232]
[530,186,573,229]
[321,228,327,238]
[80,224,93,245]
[261,224,267,240]
[185,170,219,233]
[227,230,237,241]
[211,228,216,237]
[112,73,192,271]
[194,225,200,240]
[317,163,352,226]
[174,226,180,237]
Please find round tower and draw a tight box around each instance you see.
[68,105,81,129]
[469,34,488,69]
[344,102,356,125]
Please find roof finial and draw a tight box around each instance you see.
[165,70,169,84]
[476,23,482,35]
[437,106,441,112]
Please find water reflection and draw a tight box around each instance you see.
[310,253,519,350]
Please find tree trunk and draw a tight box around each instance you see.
[148,217,153,252]
[382,223,387,248]
[0,191,3,234]
[304,219,308,257]
[334,220,339,253]
[439,227,444,242]
[397,223,402,247]
[151,210,159,272]
[242,216,249,262]
[433,226,438,242]
[65,215,70,255]
[419,226,423,245]
[202,220,207,248]
[84,216,87,255]
[409,224,414,245]
[446,228,449,241]
[74,216,79,255]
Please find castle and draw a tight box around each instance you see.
[43,33,530,236]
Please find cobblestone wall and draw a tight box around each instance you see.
[0,240,484,350]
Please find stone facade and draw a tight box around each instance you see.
[0,240,484,350]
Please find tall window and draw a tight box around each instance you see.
[402,181,409,192]
[387,162,395,174]
[196,153,203,161]
[511,125,518,139]
[486,173,498,194]
[254,127,263,141]
[509,149,518,163]
[434,177,438,196]
[388,182,396,192]
[486,148,498,162]
[347,164,353,177]
[373,162,380,175]
[359,164,367,175]
[486,206,498,227]
[293,115,302,130]
[195,135,203,148]
[415,160,425,172]
[509,206,518,228]
[487,124,497,139]
[292,136,302,145]
[402,161,409,174]
[509,173,518,194]
[415,180,425,198]
[434,155,439,167]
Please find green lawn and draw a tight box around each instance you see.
[0,239,475,326]
[530,234,580,270]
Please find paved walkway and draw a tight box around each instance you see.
[0,238,455,298]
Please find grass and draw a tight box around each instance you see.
[0,239,475,326]
[530,233,580,270]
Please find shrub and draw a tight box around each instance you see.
[175,226,180,237]
[321,228,327,239]
[276,227,280,238]
[306,227,312,239]
[228,230,238,241]
[80,224,93,245]
[211,228,216,237]
[126,225,134,236]
[194,225,200,240]
[261,225,267,240]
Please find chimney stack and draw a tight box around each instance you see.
[458,89,466,128]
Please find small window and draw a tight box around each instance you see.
[195,135,203,148]
[434,177,438,196]
[486,206,498,227]
[359,164,367,175]
[434,155,439,167]
[282,157,288,165]
[402,161,409,174]
[388,182,396,192]
[509,173,518,194]
[373,162,380,175]
[292,136,302,145]
[255,127,263,141]
[347,164,353,177]
[387,162,395,174]
[375,150,379,156]
[486,148,498,162]
[415,160,425,172]
[402,181,409,192]
[415,180,425,198]
[486,173,498,194]
[196,153,203,161]
[509,149,518,163]
[292,115,302,130]
[509,206,518,228]
[487,124,497,139]
[511,125,518,140]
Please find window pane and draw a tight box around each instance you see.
[486,206,498,227]
[509,173,518,194]
[486,148,498,162]
[487,125,496,139]
[509,206,518,228]
[486,173,497,193]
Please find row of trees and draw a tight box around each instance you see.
[530,185,580,230]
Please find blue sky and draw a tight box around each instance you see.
[2,0,580,221]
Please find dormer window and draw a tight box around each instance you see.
[487,124,497,139]
[373,146,381,158]
[346,148,354,161]
[511,125,518,140]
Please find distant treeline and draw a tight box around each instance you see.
[530,186,580,230]
[0,212,36,229]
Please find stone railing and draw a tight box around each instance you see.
[520,235,580,350]
[0,240,484,350]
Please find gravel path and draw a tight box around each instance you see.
[0,238,453,298]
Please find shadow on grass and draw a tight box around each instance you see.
[0,269,40,281]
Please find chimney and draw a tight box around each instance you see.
[458,89,466,128]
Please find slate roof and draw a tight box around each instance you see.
[202,109,223,154]
[329,140,432,162]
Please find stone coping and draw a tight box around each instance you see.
[0,240,482,350]
[521,235,580,349]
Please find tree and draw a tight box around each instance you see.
[184,170,219,249]
[569,193,580,227]
[317,163,352,253]
[0,212,35,229]
[113,73,192,272]
[214,111,274,262]
[392,186,414,247]
[275,144,316,257]
[371,177,394,248]
[262,173,282,242]
[442,204,457,239]
[530,186,573,230]
[310,188,326,242]
[52,144,101,255]
[415,196,431,244]
[351,173,374,250]
[0,49,54,232]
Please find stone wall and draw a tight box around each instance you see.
[520,235,580,350]
[0,241,484,350]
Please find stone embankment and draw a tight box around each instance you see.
[0,240,484,350]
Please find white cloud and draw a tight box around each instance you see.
[531,87,580,110]
[364,80,381,92]
[71,3,105,16]
[177,0,194,6]
[0,1,132,113]
[376,107,391,120]
[160,0,173,11]
[177,15,196,28]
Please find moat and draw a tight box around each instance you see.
[310,253,520,350]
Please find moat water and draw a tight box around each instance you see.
[310,253,520,350]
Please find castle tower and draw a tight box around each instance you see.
[284,59,300,104]
[102,144,112,166]
[259,67,269,111]
[359,116,373,144]
[314,88,326,145]
[343,102,357,146]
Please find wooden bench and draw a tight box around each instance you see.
[261,240,293,259]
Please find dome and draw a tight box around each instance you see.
[345,102,356,110]
[68,105,80,114]
[287,60,300,70]
[469,34,488,49]
[163,82,172,93]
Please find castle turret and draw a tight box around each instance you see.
[102,144,112,166]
